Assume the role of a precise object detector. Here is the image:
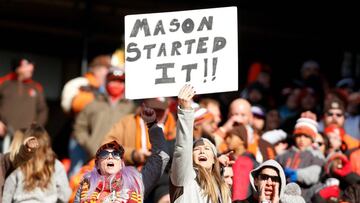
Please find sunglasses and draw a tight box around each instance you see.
[97,150,122,160]
[326,112,343,117]
[258,173,280,183]
[315,141,324,146]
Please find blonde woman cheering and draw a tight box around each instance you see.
[170,85,231,203]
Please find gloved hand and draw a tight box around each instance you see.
[332,156,352,177]
[319,185,340,200]
[284,168,298,182]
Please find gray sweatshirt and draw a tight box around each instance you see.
[2,159,71,203]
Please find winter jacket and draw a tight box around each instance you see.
[61,73,101,114]
[102,112,176,165]
[232,153,258,201]
[170,108,231,203]
[276,146,325,202]
[74,124,170,202]
[248,136,276,163]
[73,95,135,157]
[0,73,48,130]
[342,133,359,151]
[349,147,360,176]
[2,159,71,203]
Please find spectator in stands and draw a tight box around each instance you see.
[344,92,360,140]
[243,159,285,203]
[74,105,169,202]
[312,152,360,202]
[226,124,258,201]
[0,57,48,148]
[170,85,231,203]
[322,98,359,150]
[199,98,222,127]
[262,129,288,156]
[0,134,38,200]
[215,98,275,162]
[73,67,135,162]
[223,165,234,189]
[61,55,112,114]
[251,105,266,134]
[2,124,71,202]
[264,109,281,132]
[193,107,217,144]
[62,55,112,175]
[312,132,329,157]
[276,112,325,202]
[278,86,301,123]
[102,97,175,166]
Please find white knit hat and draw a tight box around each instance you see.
[262,129,287,145]
[280,183,306,203]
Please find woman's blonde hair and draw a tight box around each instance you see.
[193,157,231,203]
[20,124,56,191]
[9,128,27,162]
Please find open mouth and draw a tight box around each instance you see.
[264,187,273,195]
[198,156,208,162]
[107,162,115,167]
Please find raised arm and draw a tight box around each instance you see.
[12,136,39,168]
[140,104,170,198]
[170,85,196,186]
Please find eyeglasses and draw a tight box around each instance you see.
[97,150,122,160]
[258,174,280,183]
[326,112,343,117]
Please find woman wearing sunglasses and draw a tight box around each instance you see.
[74,105,169,203]
[246,160,286,203]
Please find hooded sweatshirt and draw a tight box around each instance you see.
[245,159,286,202]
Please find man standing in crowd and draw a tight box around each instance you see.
[61,55,111,114]
[0,58,48,151]
[73,67,135,160]
[322,97,359,150]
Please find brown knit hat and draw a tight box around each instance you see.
[324,97,345,113]
[227,124,248,148]
[144,98,168,110]
[89,55,112,69]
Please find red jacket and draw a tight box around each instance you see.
[232,152,258,201]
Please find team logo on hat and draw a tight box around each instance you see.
[331,102,339,109]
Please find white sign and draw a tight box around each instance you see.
[125,7,238,99]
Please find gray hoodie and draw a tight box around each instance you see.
[249,159,286,200]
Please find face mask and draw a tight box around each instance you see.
[106,81,124,98]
